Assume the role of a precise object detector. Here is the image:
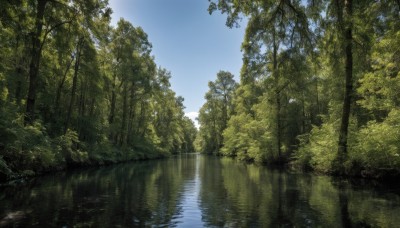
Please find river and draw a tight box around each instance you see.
[1,154,400,227]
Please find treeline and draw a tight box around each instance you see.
[197,1,400,177]
[0,0,196,181]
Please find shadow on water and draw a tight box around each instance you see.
[1,154,400,227]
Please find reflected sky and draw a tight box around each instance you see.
[172,154,204,227]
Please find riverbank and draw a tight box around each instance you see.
[0,150,169,185]
[0,126,172,184]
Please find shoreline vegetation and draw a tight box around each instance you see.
[0,1,196,183]
[196,1,400,179]
[0,127,171,184]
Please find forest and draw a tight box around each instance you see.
[1,0,400,183]
[0,0,197,181]
[196,0,400,178]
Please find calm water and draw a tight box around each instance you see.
[1,154,400,227]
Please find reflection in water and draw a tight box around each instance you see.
[173,153,203,227]
[1,154,400,227]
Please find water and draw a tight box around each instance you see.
[1,154,400,227]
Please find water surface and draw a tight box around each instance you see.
[1,154,400,227]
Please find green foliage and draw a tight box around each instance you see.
[0,73,7,103]
[222,96,279,163]
[0,115,60,177]
[351,109,400,174]
[0,1,196,181]
[54,129,88,164]
[209,0,400,176]
[19,122,58,169]
[357,30,400,113]
[0,155,13,180]
[296,119,339,173]
[348,24,400,176]
[151,68,196,154]
[197,71,237,154]
[221,113,252,157]
[231,117,276,163]
[88,138,118,164]
[295,113,360,173]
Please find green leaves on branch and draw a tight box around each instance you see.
[197,71,237,154]
[0,1,197,181]
[208,0,400,176]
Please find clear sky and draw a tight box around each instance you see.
[108,0,246,127]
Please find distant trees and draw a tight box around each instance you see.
[207,0,400,176]
[0,0,196,181]
[197,71,237,154]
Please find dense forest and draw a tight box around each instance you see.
[1,0,399,182]
[197,0,400,177]
[0,0,197,181]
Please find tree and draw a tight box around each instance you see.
[0,2,196,179]
[208,0,400,174]
[197,71,237,154]
[209,0,313,162]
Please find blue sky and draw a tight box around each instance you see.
[108,0,246,127]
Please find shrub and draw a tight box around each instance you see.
[296,120,339,173]
[351,109,400,174]
[54,129,88,164]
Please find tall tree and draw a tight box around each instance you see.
[23,0,110,125]
[209,0,313,162]
[334,0,353,174]
[197,71,237,154]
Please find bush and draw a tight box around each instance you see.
[222,113,252,159]
[0,155,13,181]
[0,117,61,176]
[54,129,88,164]
[295,115,359,173]
[89,137,118,164]
[295,120,339,173]
[21,123,58,169]
[351,109,400,175]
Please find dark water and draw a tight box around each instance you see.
[1,154,400,227]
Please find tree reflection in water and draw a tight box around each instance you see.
[1,154,400,227]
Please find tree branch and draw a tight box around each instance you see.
[39,20,74,53]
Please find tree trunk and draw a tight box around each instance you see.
[337,0,353,174]
[55,56,74,112]
[272,30,282,162]
[127,84,136,145]
[64,39,83,134]
[315,75,321,125]
[276,91,282,161]
[77,77,87,140]
[139,101,147,138]
[108,72,117,124]
[15,68,23,106]
[14,35,24,106]
[89,98,95,116]
[302,93,306,134]
[78,78,86,117]
[25,0,48,125]
[120,83,128,145]
[222,93,228,131]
